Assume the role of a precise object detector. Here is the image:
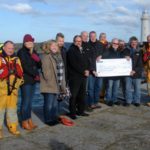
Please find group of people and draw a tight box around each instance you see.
[0,31,150,139]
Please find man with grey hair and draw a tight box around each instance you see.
[81,31,93,112]
[67,35,90,119]
[87,31,104,109]
[81,31,88,43]
[80,31,90,55]
[124,36,143,107]
[103,38,122,106]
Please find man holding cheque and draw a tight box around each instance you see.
[96,38,141,107]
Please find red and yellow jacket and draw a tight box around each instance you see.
[0,52,24,96]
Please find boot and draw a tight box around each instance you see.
[8,123,20,136]
[0,129,3,139]
[28,119,38,129]
[22,120,32,130]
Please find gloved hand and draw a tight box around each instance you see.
[34,75,40,81]
[31,53,40,62]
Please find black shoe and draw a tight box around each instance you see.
[45,120,59,126]
[69,114,77,120]
[107,101,114,106]
[123,102,130,107]
[77,112,89,117]
[134,103,140,107]
[114,101,121,106]
[94,104,102,109]
[85,107,93,112]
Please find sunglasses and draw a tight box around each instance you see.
[113,43,119,45]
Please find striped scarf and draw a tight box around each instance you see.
[51,52,64,91]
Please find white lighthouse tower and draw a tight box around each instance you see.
[141,10,150,42]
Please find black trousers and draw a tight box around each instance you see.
[69,77,87,115]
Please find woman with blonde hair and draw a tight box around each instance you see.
[40,40,74,126]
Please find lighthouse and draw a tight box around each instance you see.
[141,10,150,42]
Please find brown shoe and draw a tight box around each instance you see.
[22,120,32,130]
[0,129,3,139]
[28,119,38,129]
[146,102,150,107]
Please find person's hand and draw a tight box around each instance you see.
[84,70,89,77]
[31,53,40,62]
[96,55,102,62]
[125,56,130,61]
[92,71,98,77]
[130,70,136,76]
[34,75,40,81]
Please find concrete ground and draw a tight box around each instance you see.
[1,103,150,150]
[1,83,150,150]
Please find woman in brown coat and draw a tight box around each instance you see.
[40,40,74,126]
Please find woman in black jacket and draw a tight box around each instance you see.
[17,34,41,130]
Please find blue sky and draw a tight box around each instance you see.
[0,0,150,43]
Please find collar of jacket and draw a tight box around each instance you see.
[144,43,150,51]
[60,46,67,52]
[22,46,30,51]
[82,41,88,44]
[71,44,83,53]
[71,44,79,49]
[128,45,140,52]
[22,46,36,54]
[89,40,98,45]
[1,50,16,58]
[100,40,108,44]
[110,46,118,52]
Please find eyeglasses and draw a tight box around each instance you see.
[113,43,119,45]
[75,40,82,42]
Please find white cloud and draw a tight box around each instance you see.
[30,0,48,3]
[114,6,130,15]
[3,3,33,14]
[105,15,138,27]
[134,0,150,8]
[0,1,143,32]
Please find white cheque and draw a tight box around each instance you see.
[96,58,132,77]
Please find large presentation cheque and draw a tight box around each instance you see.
[96,58,132,77]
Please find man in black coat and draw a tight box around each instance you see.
[103,38,122,106]
[87,31,104,109]
[81,31,93,112]
[67,35,90,119]
[124,36,143,107]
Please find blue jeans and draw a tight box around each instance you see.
[106,79,120,102]
[125,77,141,104]
[43,93,59,123]
[87,75,103,105]
[20,84,36,121]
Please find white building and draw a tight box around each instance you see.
[141,10,150,42]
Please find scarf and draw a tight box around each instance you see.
[51,52,64,91]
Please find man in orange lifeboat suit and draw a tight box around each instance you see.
[143,35,150,96]
[0,41,23,139]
